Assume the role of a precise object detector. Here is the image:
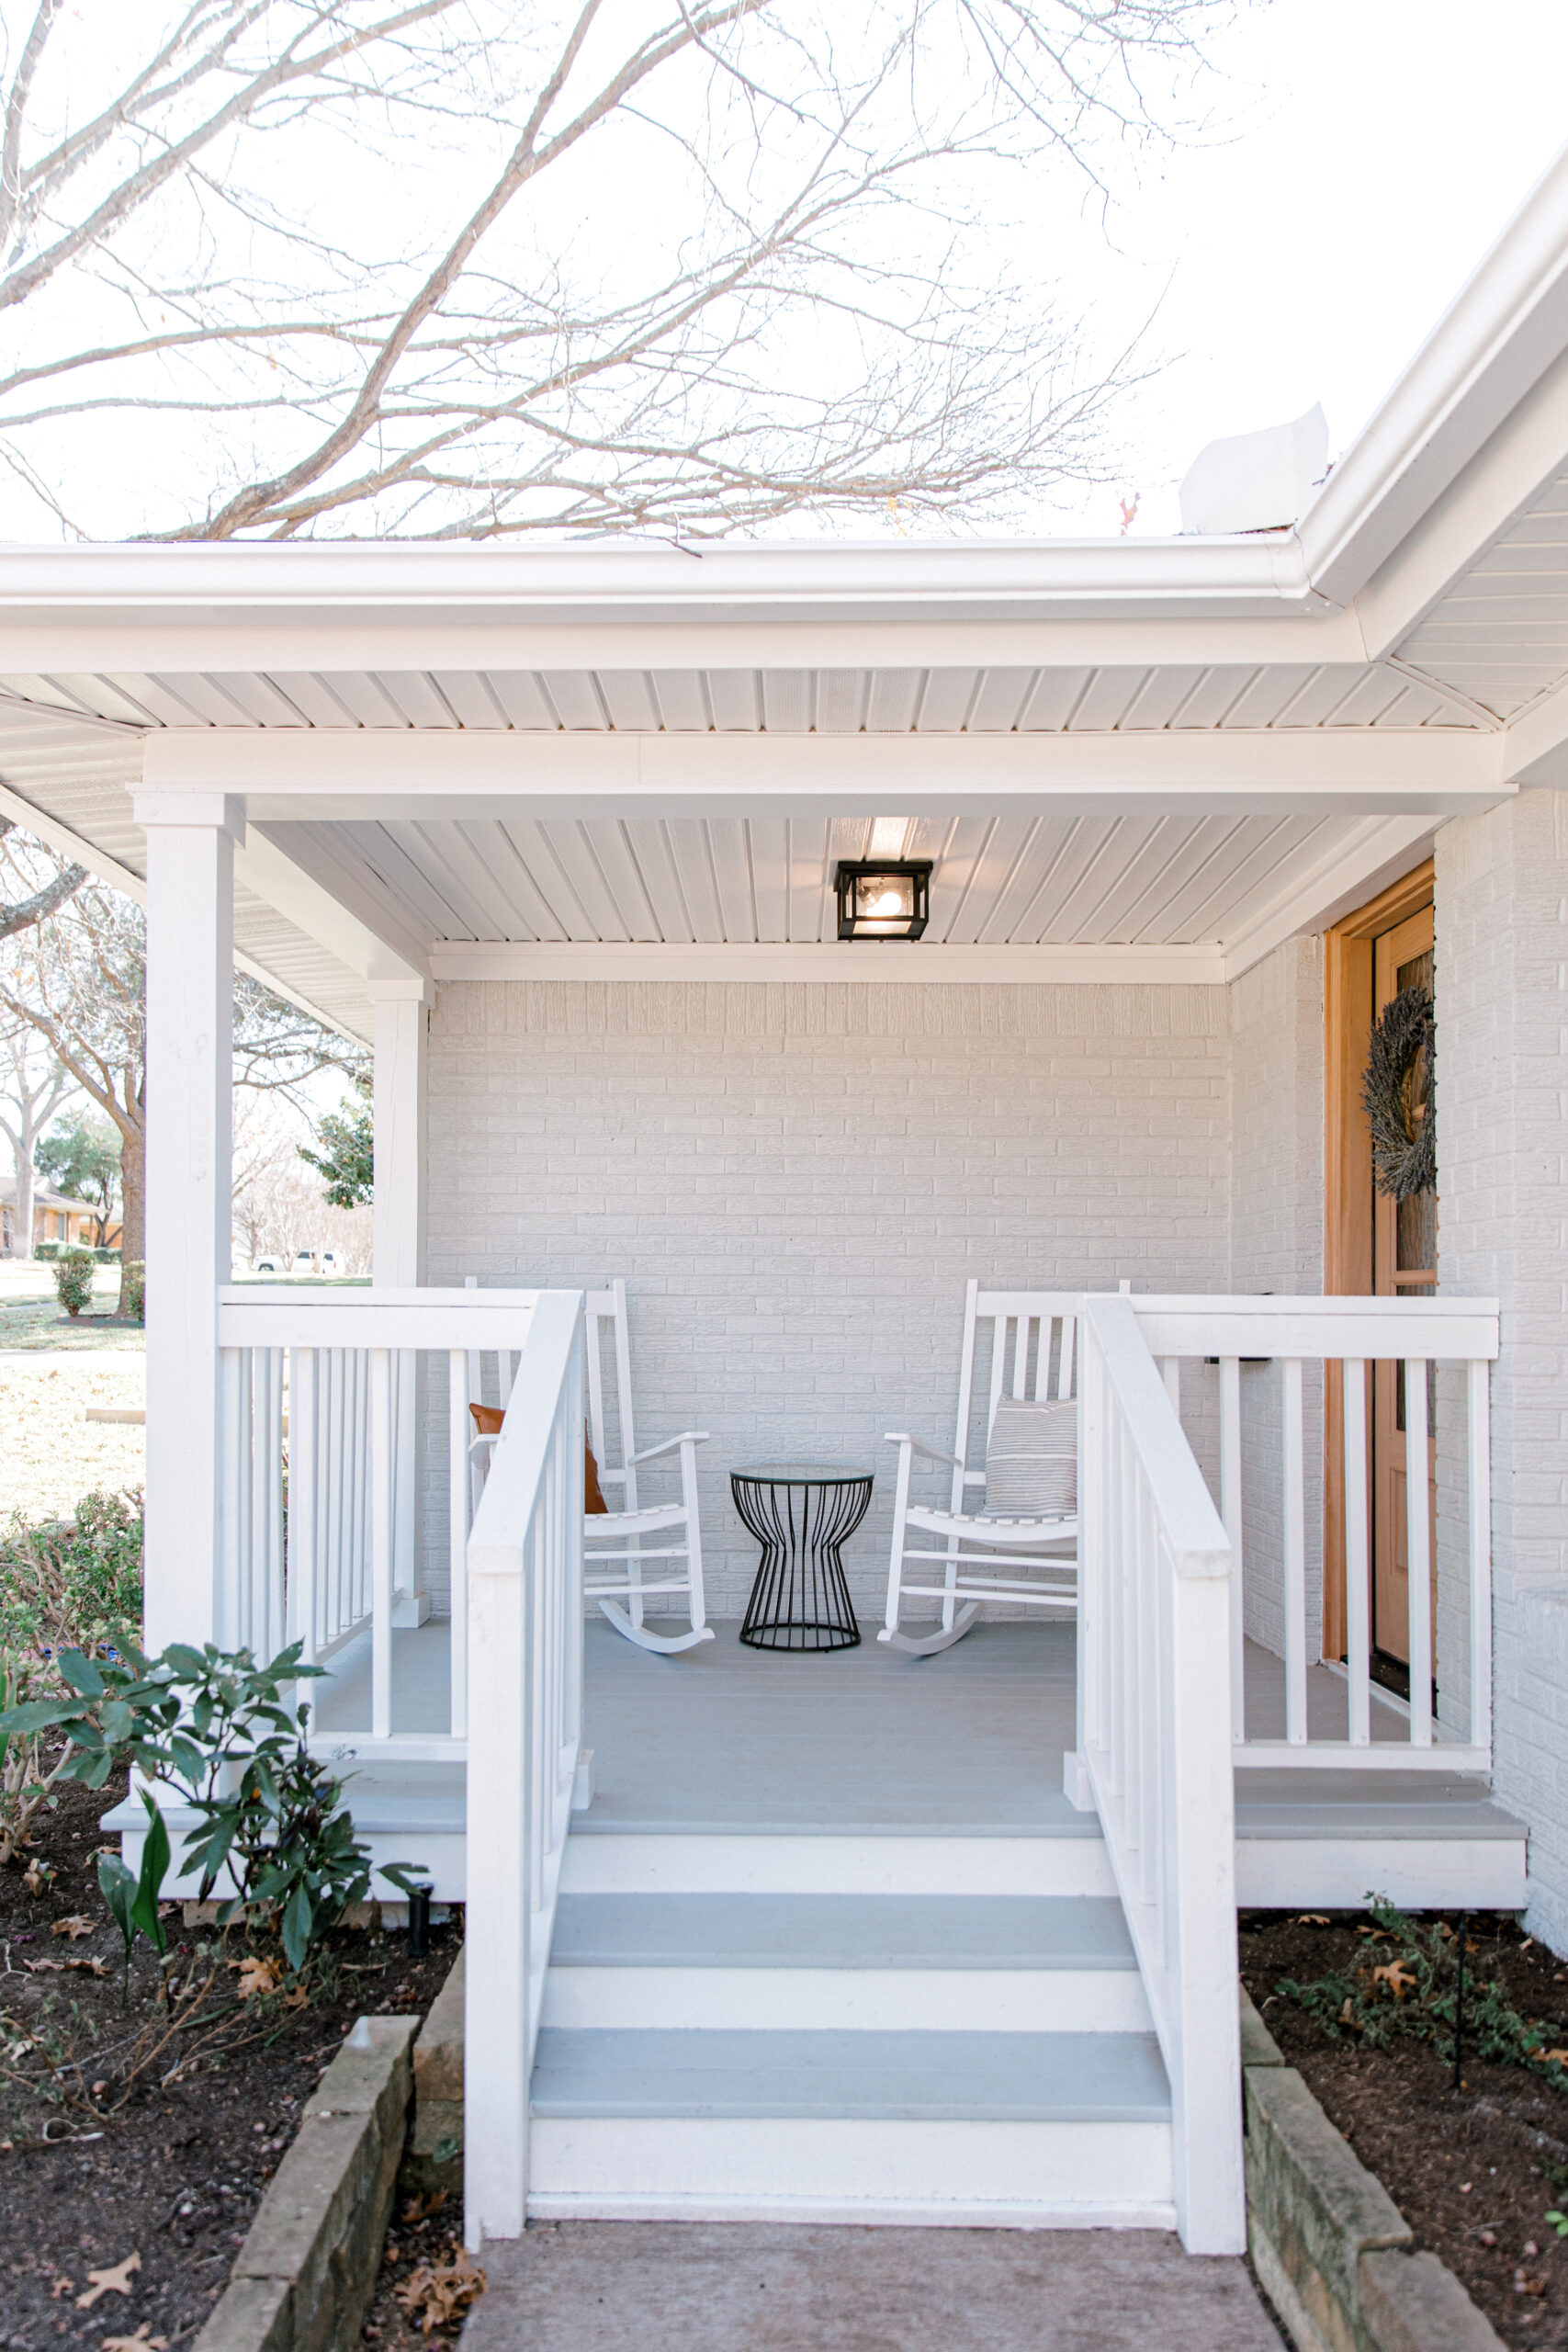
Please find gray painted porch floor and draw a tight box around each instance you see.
[313,1617,1523,1849]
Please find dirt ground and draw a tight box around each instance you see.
[1243,1909,1568,2349]
[0,1770,458,2352]
[0,1358,145,1520]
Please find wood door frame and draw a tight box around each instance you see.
[1322,857,1435,1659]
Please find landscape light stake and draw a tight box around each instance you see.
[1453,1910,1469,2089]
[407,1883,432,1961]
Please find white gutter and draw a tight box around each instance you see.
[1297,138,1568,606]
[0,531,1322,630]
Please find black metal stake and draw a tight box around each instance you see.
[408,1883,432,1961]
[1453,1909,1468,2090]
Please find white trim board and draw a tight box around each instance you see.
[427,943,1229,987]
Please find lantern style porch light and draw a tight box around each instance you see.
[834,859,932,942]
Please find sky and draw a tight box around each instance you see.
[1055,0,1568,536]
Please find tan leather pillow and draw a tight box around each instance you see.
[468,1403,609,1513]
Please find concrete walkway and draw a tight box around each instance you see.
[459,2222,1286,2352]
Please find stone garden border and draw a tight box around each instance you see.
[1241,1991,1507,2352]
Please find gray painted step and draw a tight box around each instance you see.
[549,1894,1137,1970]
[530,2028,1170,2123]
[1234,1771,1525,1841]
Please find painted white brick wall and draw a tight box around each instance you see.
[1436,792,1568,1951]
[1227,939,1326,1662]
[424,979,1233,1619]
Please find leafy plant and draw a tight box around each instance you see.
[0,1638,414,1971]
[52,1248,96,1317]
[0,1490,143,1865]
[118,1261,144,1323]
[97,1791,169,1997]
[1274,1897,1568,2083]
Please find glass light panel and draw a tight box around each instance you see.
[853,874,916,925]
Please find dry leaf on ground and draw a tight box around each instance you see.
[1371,1960,1416,2000]
[76,2252,141,2310]
[395,2253,486,2333]
[53,1915,95,1940]
[231,1955,280,2001]
[102,2330,167,2352]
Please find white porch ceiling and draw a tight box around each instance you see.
[1396,467,1568,721]
[273,807,1420,960]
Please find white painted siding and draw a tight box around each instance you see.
[423,980,1232,1619]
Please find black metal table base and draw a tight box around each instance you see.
[731,1466,873,1652]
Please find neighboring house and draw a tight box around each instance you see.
[0,1177,113,1253]
[6,141,1568,2263]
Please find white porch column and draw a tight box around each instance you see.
[371,974,432,1287]
[135,793,243,1658]
[371,974,434,1624]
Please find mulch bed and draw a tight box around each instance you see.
[0,1769,460,2352]
[1242,1909,1568,2349]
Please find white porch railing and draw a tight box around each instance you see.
[462,1289,585,2248]
[216,1284,540,1762]
[1128,1295,1499,1772]
[1076,1293,1243,2257]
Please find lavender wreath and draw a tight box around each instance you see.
[1360,983,1435,1202]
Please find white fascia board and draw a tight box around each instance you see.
[0,533,1323,636]
[1219,815,1440,982]
[239,822,429,988]
[0,609,1370,683]
[429,941,1226,986]
[142,720,1506,818]
[1299,140,1568,608]
[1499,674,1568,786]
[0,776,359,1035]
[1352,338,1568,661]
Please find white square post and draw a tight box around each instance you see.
[372,973,433,1624]
[134,792,243,1658]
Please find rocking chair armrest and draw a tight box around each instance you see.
[626,1430,711,1465]
[468,1433,498,1458]
[885,1433,964,1470]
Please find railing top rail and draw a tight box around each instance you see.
[1125,1294,1499,1363]
[1085,1295,1232,1579]
[218,1283,546,1351]
[972,1287,1088,1316]
[468,1291,583,1571]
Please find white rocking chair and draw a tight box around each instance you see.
[468,1278,714,1656]
[879,1280,1124,1657]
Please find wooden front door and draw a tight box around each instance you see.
[1323,863,1437,1679]
[1370,904,1436,1675]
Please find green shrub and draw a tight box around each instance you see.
[118,1259,144,1322]
[33,1241,60,1261]
[53,1248,95,1317]
[92,1247,120,1265]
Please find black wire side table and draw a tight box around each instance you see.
[731,1463,874,1652]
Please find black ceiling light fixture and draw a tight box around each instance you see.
[834,860,932,943]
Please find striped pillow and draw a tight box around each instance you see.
[983,1397,1077,1519]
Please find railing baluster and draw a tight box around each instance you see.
[237,1348,254,1653]
[289,1350,318,1663]
[219,1348,243,1653]
[1219,1356,1244,1744]
[1343,1359,1371,1746]
[1469,1357,1492,1762]
[371,1347,393,1743]
[1160,1357,1180,1414]
[1281,1357,1307,1745]
[449,1349,469,1739]
[1405,1358,1433,1747]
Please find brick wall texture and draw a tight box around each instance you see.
[424,967,1318,1623]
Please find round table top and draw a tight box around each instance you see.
[731,1461,875,1487]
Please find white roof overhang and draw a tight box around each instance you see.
[5,147,1568,1023]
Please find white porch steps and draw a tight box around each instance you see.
[525,1832,1174,2228]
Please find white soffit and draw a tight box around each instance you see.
[0,659,1487,739]
[1395,466,1568,720]
[268,806,1429,984]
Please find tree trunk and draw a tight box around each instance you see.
[14,1139,35,1260]
[117,1119,144,1307]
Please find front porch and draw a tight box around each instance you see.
[309,1614,1527,1912]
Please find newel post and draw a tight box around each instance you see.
[133,791,243,1657]
[370,973,432,1287]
